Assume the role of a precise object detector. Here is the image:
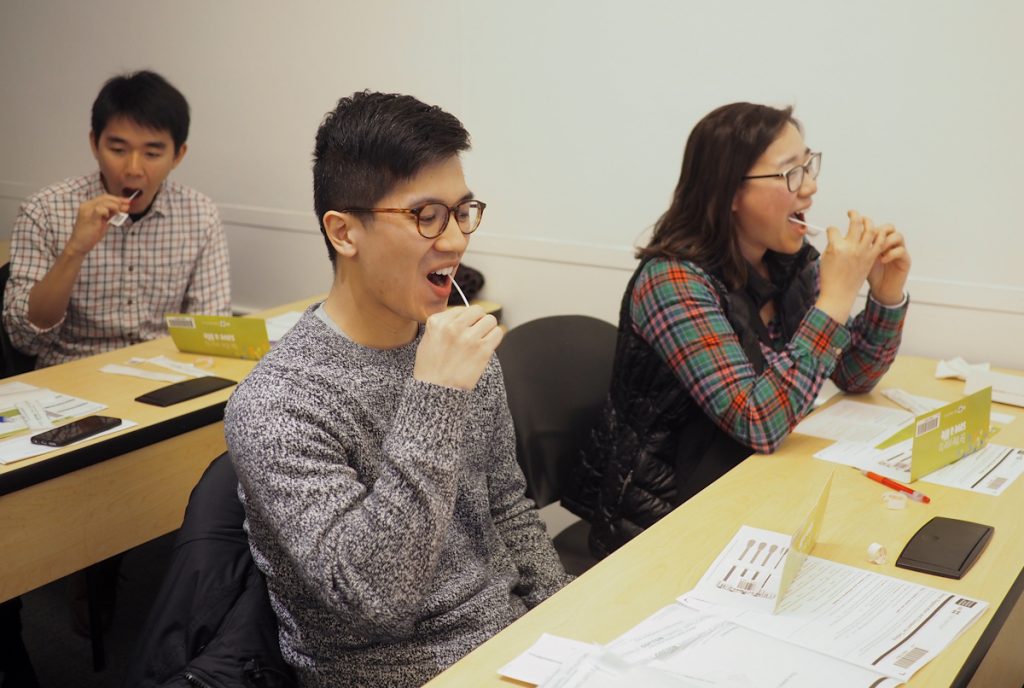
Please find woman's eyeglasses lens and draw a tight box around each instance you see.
[785,153,822,192]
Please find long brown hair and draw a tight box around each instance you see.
[641,103,798,290]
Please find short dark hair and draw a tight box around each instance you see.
[313,91,471,265]
[641,102,798,290]
[91,70,190,153]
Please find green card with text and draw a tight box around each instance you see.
[909,387,992,481]
[165,314,270,360]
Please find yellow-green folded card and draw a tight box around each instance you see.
[165,314,270,360]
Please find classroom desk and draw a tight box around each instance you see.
[0,296,320,603]
[425,356,1024,687]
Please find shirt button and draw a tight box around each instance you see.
[127,299,133,306]
[128,266,134,272]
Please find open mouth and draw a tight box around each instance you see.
[122,188,142,203]
[427,266,455,288]
[789,211,805,224]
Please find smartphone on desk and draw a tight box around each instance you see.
[30,415,122,447]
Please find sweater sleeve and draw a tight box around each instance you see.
[482,361,571,607]
[2,197,66,353]
[632,258,850,454]
[226,371,472,638]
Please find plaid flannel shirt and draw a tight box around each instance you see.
[3,172,231,367]
[632,257,906,454]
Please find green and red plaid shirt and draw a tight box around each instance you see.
[632,257,907,454]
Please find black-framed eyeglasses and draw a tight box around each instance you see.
[743,152,822,192]
[341,200,486,239]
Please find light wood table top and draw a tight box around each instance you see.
[426,356,1024,687]
[0,295,322,601]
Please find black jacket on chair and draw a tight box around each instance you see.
[124,453,295,688]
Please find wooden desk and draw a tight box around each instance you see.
[0,296,321,602]
[425,356,1024,687]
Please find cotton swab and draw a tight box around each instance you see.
[789,216,823,237]
[109,189,142,227]
[451,276,470,306]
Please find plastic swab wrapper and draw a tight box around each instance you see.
[109,189,142,227]
[789,216,823,236]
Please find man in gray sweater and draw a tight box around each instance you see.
[224,91,570,687]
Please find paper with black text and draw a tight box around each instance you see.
[794,400,912,445]
[680,556,987,682]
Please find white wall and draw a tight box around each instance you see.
[1,0,1022,367]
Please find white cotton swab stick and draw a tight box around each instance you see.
[451,277,470,306]
[108,189,142,227]
[789,216,823,237]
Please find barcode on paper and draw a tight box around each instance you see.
[956,598,978,608]
[736,579,755,592]
[166,316,196,329]
[986,477,1007,492]
[894,646,928,669]
[915,413,940,436]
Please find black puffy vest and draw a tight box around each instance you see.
[562,245,819,558]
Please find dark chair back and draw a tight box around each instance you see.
[497,315,617,508]
[0,262,37,376]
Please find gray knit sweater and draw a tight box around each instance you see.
[224,306,569,687]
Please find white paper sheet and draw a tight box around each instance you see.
[129,355,212,378]
[680,556,987,682]
[813,379,841,408]
[538,649,697,688]
[511,603,904,688]
[610,603,903,688]
[0,420,139,465]
[794,400,912,445]
[815,440,1024,495]
[814,439,912,478]
[15,399,53,430]
[922,444,1024,495]
[265,310,304,343]
[691,525,790,612]
[499,634,595,686]
[965,370,1024,408]
[100,363,187,383]
[884,389,1014,425]
[0,386,107,439]
[935,357,989,381]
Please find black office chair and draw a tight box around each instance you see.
[125,453,295,688]
[497,315,617,575]
[0,262,37,377]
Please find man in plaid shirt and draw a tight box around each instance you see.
[3,70,230,369]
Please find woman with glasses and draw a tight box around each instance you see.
[563,102,911,558]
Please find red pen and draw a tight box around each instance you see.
[860,470,931,503]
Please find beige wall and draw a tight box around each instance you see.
[1,0,1022,367]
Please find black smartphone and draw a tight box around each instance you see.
[29,415,123,447]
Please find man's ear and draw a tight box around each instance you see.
[171,142,188,168]
[323,211,359,258]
